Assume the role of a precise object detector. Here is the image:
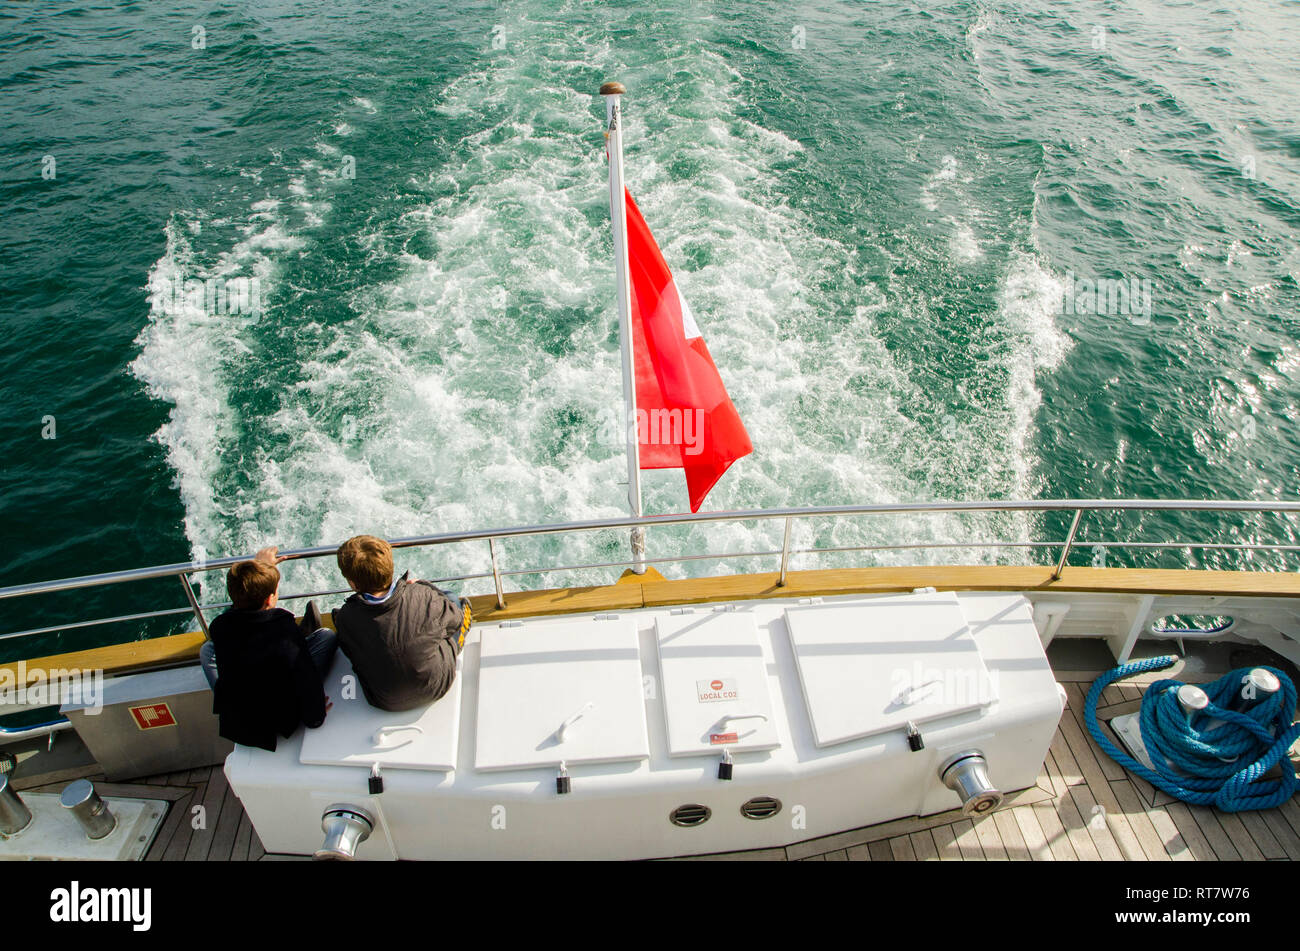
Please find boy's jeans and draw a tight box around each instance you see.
[199,628,338,690]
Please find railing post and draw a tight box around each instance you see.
[777,517,794,587]
[1052,509,1084,581]
[180,573,210,637]
[489,538,506,609]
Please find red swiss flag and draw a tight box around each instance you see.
[624,189,752,512]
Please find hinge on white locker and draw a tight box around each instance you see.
[593,613,620,620]
[797,597,823,605]
[670,607,695,615]
[500,620,523,628]
[712,604,736,612]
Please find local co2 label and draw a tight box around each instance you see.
[696,678,739,703]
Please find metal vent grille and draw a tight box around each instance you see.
[740,796,782,820]
[669,804,712,827]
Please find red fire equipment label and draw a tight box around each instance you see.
[129,703,177,730]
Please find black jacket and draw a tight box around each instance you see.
[208,607,328,751]
[332,573,463,712]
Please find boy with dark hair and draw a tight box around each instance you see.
[332,534,471,712]
[200,546,338,751]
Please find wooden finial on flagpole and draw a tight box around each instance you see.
[599,81,626,96]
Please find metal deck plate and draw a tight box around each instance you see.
[299,654,462,771]
[785,592,996,748]
[1110,713,1158,771]
[654,610,781,756]
[475,617,649,771]
[0,794,166,861]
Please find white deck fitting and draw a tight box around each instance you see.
[300,654,462,771]
[474,616,649,771]
[785,591,995,748]
[654,609,780,756]
[0,794,166,861]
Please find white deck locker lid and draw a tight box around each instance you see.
[654,611,781,756]
[299,654,462,771]
[474,617,649,771]
[784,591,996,748]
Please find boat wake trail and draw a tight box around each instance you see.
[132,2,1068,600]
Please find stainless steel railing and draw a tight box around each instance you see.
[1,498,1298,648]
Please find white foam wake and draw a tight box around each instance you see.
[132,4,1069,604]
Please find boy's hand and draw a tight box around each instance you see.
[254,545,287,565]
[324,696,334,712]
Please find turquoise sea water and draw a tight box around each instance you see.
[2,0,1300,658]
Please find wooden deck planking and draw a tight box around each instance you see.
[1265,811,1300,861]
[932,823,963,860]
[184,767,229,862]
[1012,805,1053,860]
[145,789,197,862]
[1215,812,1268,860]
[1064,783,1126,860]
[1109,780,1173,861]
[161,781,205,861]
[992,809,1032,860]
[1047,733,1085,787]
[1046,785,1102,861]
[1042,750,1070,799]
[971,816,1008,860]
[1031,801,1077,860]
[888,836,917,861]
[1064,683,1129,782]
[1185,804,1243,861]
[1274,797,1300,842]
[1236,811,1286,860]
[910,830,940,861]
[1052,700,1149,859]
[867,839,894,862]
[952,819,985,860]
[207,779,246,862]
[1117,685,1144,703]
[1162,802,1220,862]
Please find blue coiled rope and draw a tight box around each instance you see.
[1084,655,1300,812]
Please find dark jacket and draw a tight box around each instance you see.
[208,607,328,752]
[332,573,463,712]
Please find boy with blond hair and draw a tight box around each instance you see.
[332,534,471,712]
[200,546,337,751]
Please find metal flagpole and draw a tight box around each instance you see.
[601,80,647,573]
